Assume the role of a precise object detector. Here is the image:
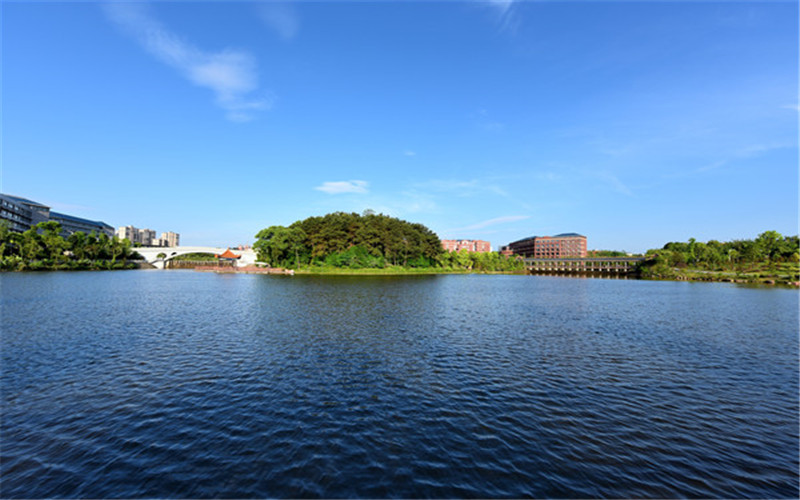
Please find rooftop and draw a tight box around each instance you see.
[1,193,50,209]
[50,211,113,230]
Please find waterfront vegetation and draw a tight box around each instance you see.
[254,212,525,273]
[0,221,140,271]
[171,252,218,261]
[640,231,800,284]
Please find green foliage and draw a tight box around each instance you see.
[0,221,136,271]
[642,231,800,282]
[438,249,525,272]
[255,212,444,269]
[588,250,630,257]
[170,252,216,261]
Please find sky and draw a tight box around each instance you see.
[2,0,798,252]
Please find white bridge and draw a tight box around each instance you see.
[134,246,258,269]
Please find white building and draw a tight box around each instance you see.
[160,231,180,247]
[117,225,180,247]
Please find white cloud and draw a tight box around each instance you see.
[257,3,300,41]
[315,180,369,195]
[457,215,531,231]
[415,178,509,197]
[488,0,515,14]
[103,3,271,122]
[404,150,416,157]
[484,0,519,34]
[596,171,635,197]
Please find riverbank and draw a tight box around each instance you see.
[294,266,526,275]
[194,265,294,275]
[639,261,799,286]
[657,269,799,286]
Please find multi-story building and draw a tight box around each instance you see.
[160,231,180,247]
[116,225,138,243]
[441,239,492,253]
[1,193,113,237]
[138,228,156,246]
[116,225,180,247]
[501,233,587,258]
[1,194,39,233]
[50,212,114,238]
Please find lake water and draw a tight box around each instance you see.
[1,271,798,498]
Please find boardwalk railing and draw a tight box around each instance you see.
[523,257,645,275]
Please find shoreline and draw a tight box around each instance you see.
[3,264,798,286]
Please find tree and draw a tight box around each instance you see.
[260,212,444,268]
[286,226,307,267]
[0,220,12,257]
[37,221,67,261]
[68,232,88,260]
[756,230,783,262]
[254,226,291,266]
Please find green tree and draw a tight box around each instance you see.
[756,230,783,262]
[68,231,88,260]
[254,225,291,266]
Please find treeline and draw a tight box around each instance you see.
[255,212,442,268]
[254,211,522,272]
[0,221,139,271]
[642,231,799,278]
[439,249,526,272]
[588,250,631,257]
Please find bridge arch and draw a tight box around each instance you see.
[134,246,258,268]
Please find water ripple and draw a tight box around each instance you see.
[1,272,798,498]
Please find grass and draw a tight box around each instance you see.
[294,266,521,276]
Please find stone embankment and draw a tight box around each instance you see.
[194,265,294,275]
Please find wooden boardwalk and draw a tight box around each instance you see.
[524,257,645,275]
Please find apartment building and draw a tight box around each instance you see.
[161,231,180,247]
[116,225,180,247]
[441,239,492,253]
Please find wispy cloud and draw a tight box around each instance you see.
[484,0,519,34]
[103,3,271,122]
[415,178,508,197]
[664,141,795,180]
[473,108,506,133]
[455,215,531,231]
[257,2,300,41]
[595,171,635,197]
[404,150,417,157]
[315,180,369,195]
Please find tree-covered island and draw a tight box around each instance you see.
[253,211,525,274]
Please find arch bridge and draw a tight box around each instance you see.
[133,246,257,269]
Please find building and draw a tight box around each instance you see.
[501,233,587,258]
[139,228,156,246]
[1,194,40,233]
[50,212,114,238]
[441,239,492,253]
[116,225,180,247]
[116,225,138,243]
[160,231,180,247]
[1,193,113,237]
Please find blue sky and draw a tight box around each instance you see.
[2,0,797,252]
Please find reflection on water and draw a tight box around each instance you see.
[1,272,798,498]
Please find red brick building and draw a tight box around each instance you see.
[501,233,587,258]
[441,239,492,253]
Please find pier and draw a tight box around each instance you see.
[524,257,645,275]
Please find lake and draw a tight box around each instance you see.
[1,271,798,498]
